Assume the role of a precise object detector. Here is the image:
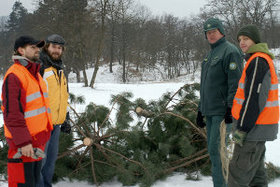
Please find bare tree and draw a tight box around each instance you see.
[89,0,109,88]
[201,0,279,43]
[106,0,120,73]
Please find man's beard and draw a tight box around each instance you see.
[30,56,39,62]
[26,53,39,62]
[47,51,62,61]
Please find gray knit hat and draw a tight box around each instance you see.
[237,24,261,44]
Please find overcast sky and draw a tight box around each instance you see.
[1,0,208,18]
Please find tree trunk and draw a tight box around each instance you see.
[83,65,88,87]
[89,0,108,88]
[121,21,126,83]
[75,69,81,83]
[122,59,126,83]
[109,21,115,73]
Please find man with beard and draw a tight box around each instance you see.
[2,35,53,187]
[37,34,70,187]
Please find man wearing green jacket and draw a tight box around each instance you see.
[196,18,243,187]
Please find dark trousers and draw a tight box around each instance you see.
[8,159,42,187]
[228,141,267,187]
[206,116,226,187]
[37,125,61,187]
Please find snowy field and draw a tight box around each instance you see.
[1,81,280,186]
[49,79,280,187]
[1,56,280,186]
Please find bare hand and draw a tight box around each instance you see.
[21,144,34,158]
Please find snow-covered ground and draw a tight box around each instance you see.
[1,58,280,186]
[52,175,280,187]
[50,77,280,187]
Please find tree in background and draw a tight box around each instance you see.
[201,0,279,45]
[0,17,9,76]
[0,2,29,73]
[31,0,96,84]
[0,0,279,84]
[89,0,109,88]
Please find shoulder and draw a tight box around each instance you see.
[44,66,55,72]
[3,73,22,88]
[219,42,242,62]
[251,56,269,66]
[247,56,269,72]
[223,41,240,53]
[42,66,57,79]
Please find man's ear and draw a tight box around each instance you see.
[17,47,25,56]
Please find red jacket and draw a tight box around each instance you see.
[2,56,51,150]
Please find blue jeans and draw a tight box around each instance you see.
[206,116,227,187]
[37,125,61,187]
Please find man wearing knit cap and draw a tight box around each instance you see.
[196,17,242,187]
[229,24,279,186]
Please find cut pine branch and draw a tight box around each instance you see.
[164,153,209,174]
[135,106,206,139]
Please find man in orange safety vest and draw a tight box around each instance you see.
[2,35,53,187]
[229,24,279,187]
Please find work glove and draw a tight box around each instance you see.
[224,107,233,124]
[61,112,71,134]
[196,111,206,128]
[233,129,247,147]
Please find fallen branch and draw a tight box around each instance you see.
[90,147,99,186]
[164,153,209,174]
[163,86,185,109]
[98,95,121,133]
[163,111,207,139]
[266,162,280,174]
[94,142,146,171]
[171,148,208,165]
[57,144,86,159]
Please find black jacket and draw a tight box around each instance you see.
[236,43,278,141]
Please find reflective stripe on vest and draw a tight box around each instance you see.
[25,106,51,118]
[270,84,278,90]
[2,62,53,138]
[232,52,279,125]
[234,83,279,106]
[239,83,245,89]
[265,101,279,107]
[26,92,48,103]
[234,98,244,105]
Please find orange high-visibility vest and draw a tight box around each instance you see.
[232,52,279,125]
[2,63,53,138]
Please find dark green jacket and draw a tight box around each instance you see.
[199,37,243,116]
